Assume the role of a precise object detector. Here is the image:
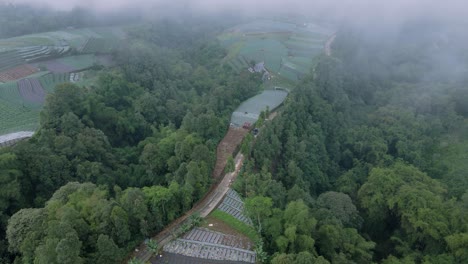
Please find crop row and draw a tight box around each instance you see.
[17,78,46,104]
[39,73,70,92]
[0,64,39,82]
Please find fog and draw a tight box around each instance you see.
[3,0,468,83]
[6,0,468,24]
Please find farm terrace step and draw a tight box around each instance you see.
[183,228,252,250]
[217,189,253,226]
[163,238,256,263]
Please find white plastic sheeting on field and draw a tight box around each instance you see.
[230,90,288,127]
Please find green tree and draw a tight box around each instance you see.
[245,196,273,233]
[97,235,122,264]
[225,155,235,173]
[146,239,158,256]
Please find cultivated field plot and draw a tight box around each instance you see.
[213,127,248,179]
[0,27,126,51]
[163,239,256,263]
[231,90,288,127]
[219,19,334,81]
[0,81,23,105]
[0,27,124,135]
[16,45,70,62]
[0,98,40,135]
[38,60,75,73]
[0,64,38,82]
[153,252,248,264]
[183,228,253,250]
[217,189,253,226]
[0,50,26,72]
[81,37,120,53]
[38,54,97,73]
[39,73,71,92]
[17,78,46,104]
[57,55,97,70]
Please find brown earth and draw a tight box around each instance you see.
[202,216,253,250]
[0,64,38,82]
[212,127,248,179]
[129,127,248,263]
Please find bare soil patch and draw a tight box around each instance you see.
[213,127,248,179]
[0,64,38,82]
[202,216,253,250]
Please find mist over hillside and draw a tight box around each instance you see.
[0,1,467,264]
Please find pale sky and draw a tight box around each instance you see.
[5,0,468,26]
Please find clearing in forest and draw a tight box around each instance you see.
[219,19,334,81]
[212,127,248,179]
[0,27,125,137]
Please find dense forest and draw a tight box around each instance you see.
[1,8,467,264]
[0,19,262,263]
[236,23,468,263]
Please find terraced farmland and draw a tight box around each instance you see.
[0,27,125,51]
[0,27,126,136]
[57,55,97,70]
[0,81,23,105]
[17,78,46,104]
[217,189,253,226]
[38,73,71,92]
[81,37,120,53]
[219,19,334,81]
[183,228,253,250]
[17,45,70,62]
[38,55,96,73]
[0,64,38,82]
[0,50,26,72]
[0,97,40,135]
[163,238,255,263]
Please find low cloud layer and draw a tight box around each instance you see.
[6,0,468,21]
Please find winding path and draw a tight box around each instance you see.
[131,128,247,262]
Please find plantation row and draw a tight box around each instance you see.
[0,46,71,72]
[226,56,249,72]
[38,73,70,92]
[0,50,25,72]
[17,45,70,62]
[0,97,40,134]
[0,64,38,82]
[0,82,23,105]
[81,37,119,53]
[164,239,256,263]
[17,78,46,104]
[217,189,253,225]
[0,73,73,134]
[183,228,252,250]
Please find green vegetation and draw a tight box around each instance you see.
[0,82,41,134]
[220,19,332,80]
[0,18,261,263]
[234,22,468,263]
[57,55,97,70]
[1,10,467,264]
[210,210,259,241]
[38,73,71,92]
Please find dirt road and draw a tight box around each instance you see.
[131,130,247,263]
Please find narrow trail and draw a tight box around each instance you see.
[131,127,248,262]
